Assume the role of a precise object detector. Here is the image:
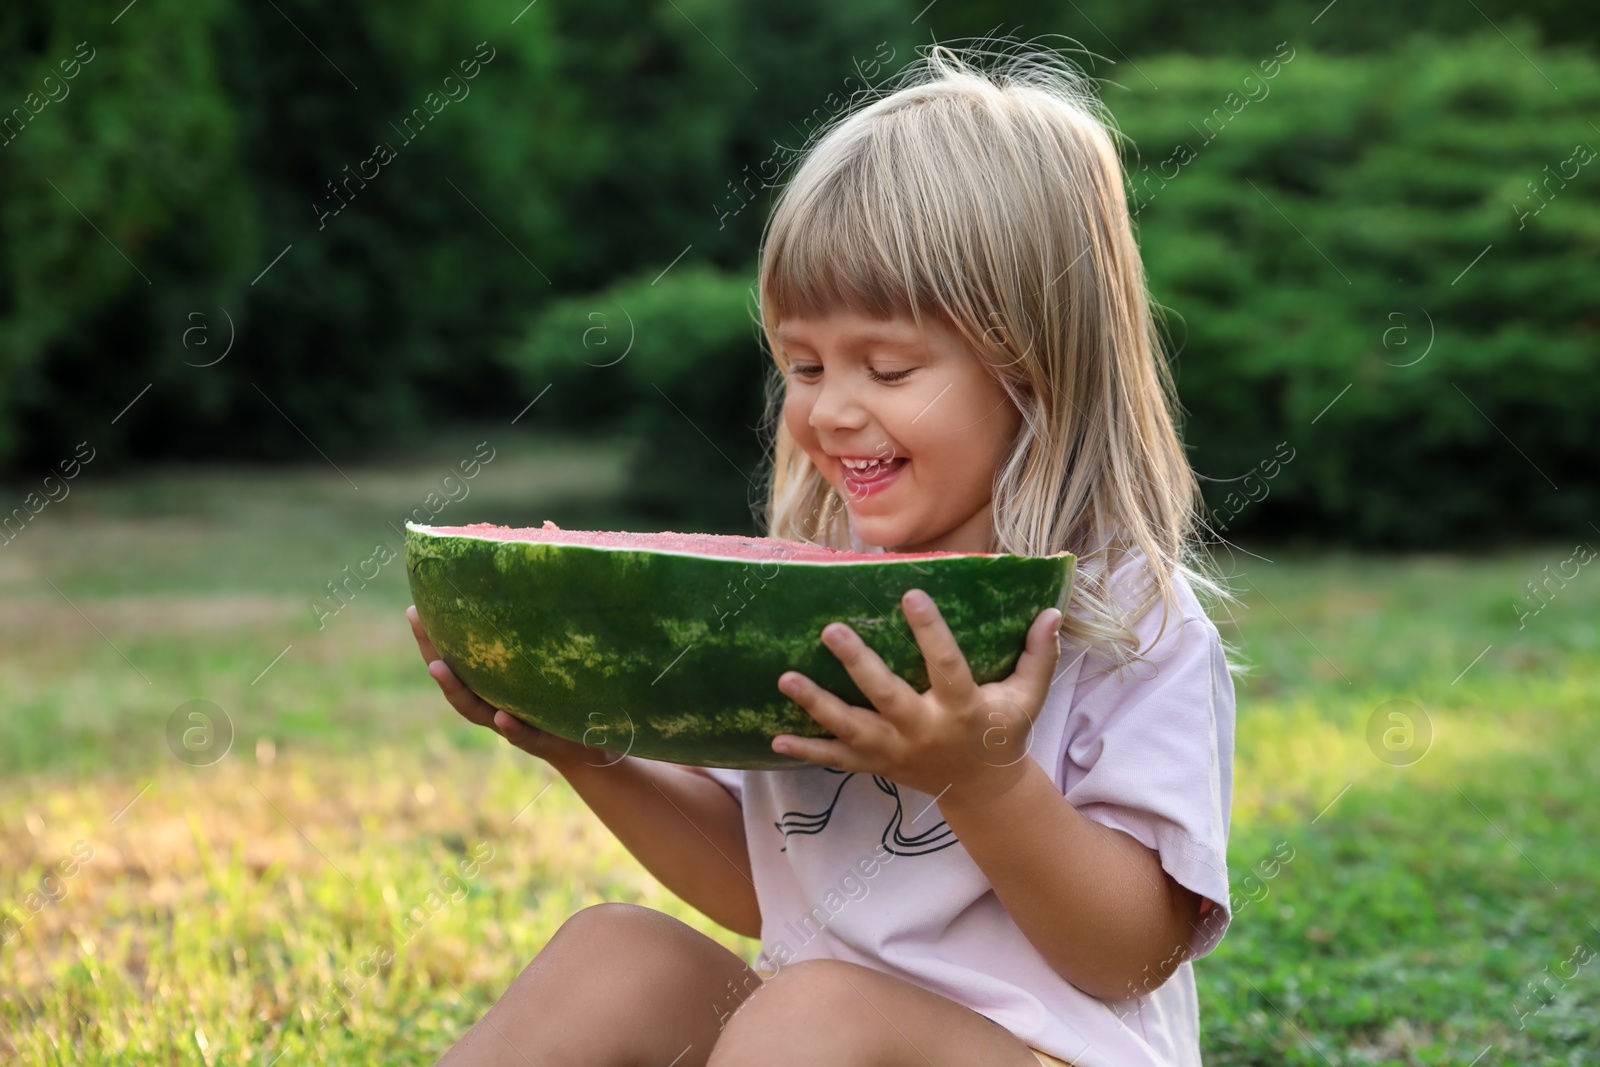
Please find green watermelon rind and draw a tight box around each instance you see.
[405,522,1076,770]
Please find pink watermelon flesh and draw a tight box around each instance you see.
[424,520,984,563]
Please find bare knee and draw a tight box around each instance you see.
[527,901,755,1010]
[732,959,851,1014]
[442,902,758,1066]
[531,901,697,974]
[552,901,662,943]
[560,900,659,929]
[713,960,1036,1067]
[714,960,869,1061]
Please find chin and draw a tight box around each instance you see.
[846,511,904,545]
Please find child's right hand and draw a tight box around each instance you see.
[406,604,599,770]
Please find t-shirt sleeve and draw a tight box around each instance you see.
[1058,569,1236,963]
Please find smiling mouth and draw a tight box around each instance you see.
[839,456,908,494]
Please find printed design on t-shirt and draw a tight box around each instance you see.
[772,767,958,856]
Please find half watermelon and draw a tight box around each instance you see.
[405,521,1075,769]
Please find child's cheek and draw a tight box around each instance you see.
[783,393,822,459]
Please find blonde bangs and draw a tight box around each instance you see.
[759,159,918,331]
[752,38,1245,677]
[759,71,1087,361]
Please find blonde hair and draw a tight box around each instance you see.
[752,37,1243,675]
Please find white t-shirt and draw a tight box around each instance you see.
[678,540,1236,1067]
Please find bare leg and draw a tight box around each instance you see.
[435,902,762,1067]
[709,958,1068,1067]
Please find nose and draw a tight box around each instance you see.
[807,369,867,435]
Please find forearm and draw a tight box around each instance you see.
[937,760,1199,1000]
[555,755,760,938]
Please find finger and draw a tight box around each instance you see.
[900,589,977,700]
[818,621,919,719]
[492,709,546,755]
[1008,607,1064,714]
[407,605,442,665]
[492,710,612,769]
[771,671,876,771]
[770,731,868,771]
[428,658,499,729]
[777,671,886,760]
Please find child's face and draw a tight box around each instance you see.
[777,308,1023,554]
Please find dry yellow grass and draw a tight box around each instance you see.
[3,444,1596,1062]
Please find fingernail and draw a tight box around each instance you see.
[1050,609,1063,635]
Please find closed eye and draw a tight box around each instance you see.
[786,364,914,383]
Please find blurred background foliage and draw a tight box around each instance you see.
[3,5,1598,1063]
[1,0,1595,545]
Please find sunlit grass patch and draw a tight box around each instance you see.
[1,746,755,1065]
[1,442,1596,1064]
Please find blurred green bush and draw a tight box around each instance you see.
[1,3,1594,545]
[504,265,774,532]
[0,0,911,472]
[506,31,1599,544]
[1115,31,1598,546]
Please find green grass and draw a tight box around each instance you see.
[1,432,1596,1065]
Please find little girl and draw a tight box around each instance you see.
[409,39,1238,1067]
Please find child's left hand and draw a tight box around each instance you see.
[773,588,1064,802]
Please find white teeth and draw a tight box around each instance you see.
[839,456,906,484]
